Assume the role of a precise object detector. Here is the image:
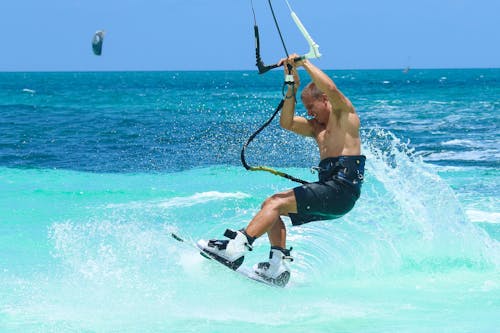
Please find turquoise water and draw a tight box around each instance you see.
[1,70,499,332]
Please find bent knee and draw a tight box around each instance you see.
[261,192,296,214]
[261,195,280,209]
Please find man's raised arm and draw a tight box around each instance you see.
[299,59,354,113]
[279,58,314,137]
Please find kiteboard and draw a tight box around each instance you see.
[171,232,281,287]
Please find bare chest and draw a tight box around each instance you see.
[314,126,345,156]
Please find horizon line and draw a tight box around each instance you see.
[1,66,499,74]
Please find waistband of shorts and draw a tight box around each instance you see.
[318,155,365,167]
[317,155,366,185]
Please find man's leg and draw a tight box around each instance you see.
[267,217,286,248]
[245,189,297,242]
[246,189,296,286]
[196,189,297,273]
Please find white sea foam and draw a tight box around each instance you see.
[467,210,500,224]
[105,191,250,210]
[428,100,448,105]
[442,139,477,147]
[157,191,250,208]
[425,149,500,162]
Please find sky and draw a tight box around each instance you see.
[1,0,499,71]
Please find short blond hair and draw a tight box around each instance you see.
[301,82,324,100]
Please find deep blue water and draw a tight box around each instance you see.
[1,69,498,172]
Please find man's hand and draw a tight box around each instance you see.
[278,54,302,88]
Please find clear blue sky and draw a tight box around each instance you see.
[1,0,499,71]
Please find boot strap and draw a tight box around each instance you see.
[256,262,270,270]
[223,229,237,239]
[207,229,253,251]
[208,239,229,250]
[223,228,254,251]
[270,246,294,262]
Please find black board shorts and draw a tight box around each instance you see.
[289,156,365,226]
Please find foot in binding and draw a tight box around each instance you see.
[197,229,255,270]
[253,246,293,287]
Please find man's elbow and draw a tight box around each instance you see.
[280,119,291,129]
[280,120,293,131]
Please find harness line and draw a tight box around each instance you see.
[241,0,322,185]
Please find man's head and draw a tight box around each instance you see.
[301,82,330,124]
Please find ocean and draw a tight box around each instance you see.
[0,69,499,332]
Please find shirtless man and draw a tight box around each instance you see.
[198,55,366,286]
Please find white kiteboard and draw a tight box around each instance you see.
[171,232,280,287]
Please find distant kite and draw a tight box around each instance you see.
[92,30,105,56]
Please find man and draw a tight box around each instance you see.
[198,55,365,286]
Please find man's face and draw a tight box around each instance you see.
[302,92,328,124]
